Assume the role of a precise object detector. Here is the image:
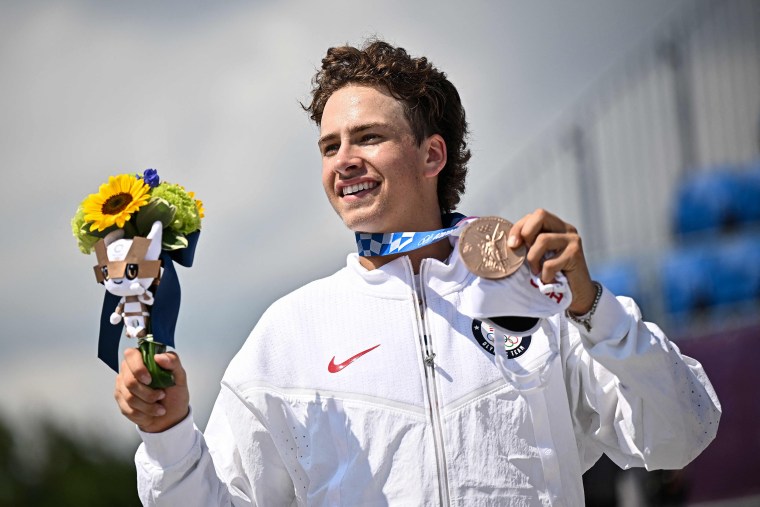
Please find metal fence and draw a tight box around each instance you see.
[477,0,760,328]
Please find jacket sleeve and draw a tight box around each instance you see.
[560,286,721,472]
[135,384,295,506]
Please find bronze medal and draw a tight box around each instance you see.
[459,216,526,279]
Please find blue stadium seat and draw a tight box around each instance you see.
[735,160,760,225]
[661,244,718,315]
[712,234,760,306]
[674,168,743,236]
[592,260,641,302]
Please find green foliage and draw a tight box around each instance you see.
[133,197,176,236]
[0,415,140,507]
[150,183,201,236]
[71,170,203,256]
[70,207,102,255]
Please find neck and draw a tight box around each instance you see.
[357,237,453,274]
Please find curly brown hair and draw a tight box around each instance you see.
[304,39,471,214]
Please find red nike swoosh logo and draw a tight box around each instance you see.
[328,344,381,373]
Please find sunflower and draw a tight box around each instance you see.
[82,174,151,232]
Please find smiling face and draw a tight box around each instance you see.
[101,239,155,297]
[319,85,446,233]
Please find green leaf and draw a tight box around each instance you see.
[121,220,138,239]
[138,340,175,389]
[135,198,177,235]
[161,229,189,251]
[82,223,119,238]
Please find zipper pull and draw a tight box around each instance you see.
[424,352,436,367]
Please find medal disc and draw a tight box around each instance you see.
[458,216,526,279]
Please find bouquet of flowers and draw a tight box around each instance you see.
[72,169,203,387]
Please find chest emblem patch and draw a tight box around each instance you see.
[471,319,531,359]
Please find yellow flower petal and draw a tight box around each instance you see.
[81,174,149,232]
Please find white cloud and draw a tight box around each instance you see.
[0,0,693,445]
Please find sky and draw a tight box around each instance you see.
[0,0,693,448]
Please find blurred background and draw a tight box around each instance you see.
[1,0,758,505]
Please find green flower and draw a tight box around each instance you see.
[71,206,101,254]
[150,182,201,235]
[71,171,204,255]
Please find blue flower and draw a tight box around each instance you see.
[142,168,160,188]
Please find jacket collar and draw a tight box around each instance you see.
[344,236,474,298]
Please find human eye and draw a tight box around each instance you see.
[360,133,381,144]
[321,143,339,157]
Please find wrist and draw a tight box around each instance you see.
[566,281,602,332]
[567,278,597,315]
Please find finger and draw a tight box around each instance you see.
[115,395,153,427]
[517,210,549,249]
[509,209,560,249]
[508,210,551,248]
[534,234,586,284]
[118,361,166,404]
[154,352,188,387]
[124,347,152,386]
[126,376,167,404]
[117,398,163,427]
[119,384,167,418]
[115,379,166,422]
[119,353,165,403]
[524,232,570,276]
[508,216,528,248]
[541,253,573,284]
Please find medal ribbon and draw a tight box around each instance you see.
[356,212,471,257]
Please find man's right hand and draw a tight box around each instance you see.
[114,348,190,433]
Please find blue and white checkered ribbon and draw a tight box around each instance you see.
[355,213,470,257]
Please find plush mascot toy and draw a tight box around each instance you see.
[72,169,202,388]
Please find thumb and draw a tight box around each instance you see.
[154,352,187,386]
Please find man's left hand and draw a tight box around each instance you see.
[508,208,597,315]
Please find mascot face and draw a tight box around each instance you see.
[100,238,158,296]
[93,220,163,296]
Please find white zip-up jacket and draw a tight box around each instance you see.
[136,249,720,506]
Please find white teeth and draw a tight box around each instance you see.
[342,181,377,196]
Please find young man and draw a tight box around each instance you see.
[115,40,720,506]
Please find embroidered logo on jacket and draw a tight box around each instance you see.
[328,344,381,373]
[471,319,531,358]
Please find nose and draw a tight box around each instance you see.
[332,143,362,176]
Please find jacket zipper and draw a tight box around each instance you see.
[409,258,451,506]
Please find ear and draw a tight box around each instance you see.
[104,228,125,247]
[145,221,163,261]
[422,134,447,179]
